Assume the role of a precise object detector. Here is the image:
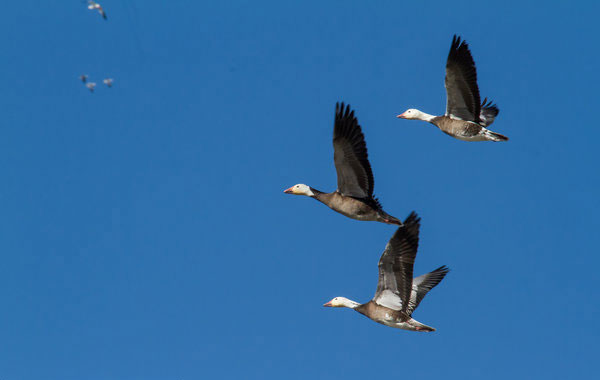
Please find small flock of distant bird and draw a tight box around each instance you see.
[285,35,507,332]
[79,2,112,93]
[79,75,113,92]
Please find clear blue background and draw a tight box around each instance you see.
[1,1,598,379]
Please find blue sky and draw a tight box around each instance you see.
[0,1,598,379]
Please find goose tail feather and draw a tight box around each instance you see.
[483,129,509,142]
[411,319,436,332]
[380,212,403,226]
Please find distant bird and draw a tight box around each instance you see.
[79,74,88,83]
[324,212,449,332]
[87,1,107,20]
[85,82,97,92]
[103,78,113,87]
[397,35,507,142]
[284,103,403,225]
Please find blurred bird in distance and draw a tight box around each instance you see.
[87,1,107,20]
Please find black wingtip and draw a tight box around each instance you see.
[336,101,349,114]
[451,35,461,50]
[401,211,421,242]
[449,34,471,56]
[404,211,421,226]
[481,97,496,108]
[335,101,355,120]
[434,265,450,274]
[481,97,500,116]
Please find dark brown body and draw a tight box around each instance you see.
[354,301,434,331]
[431,116,485,141]
[355,301,408,324]
[430,116,507,142]
[313,191,401,225]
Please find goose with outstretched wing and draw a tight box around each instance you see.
[324,212,449,332]
[285,102,402,225]
[398,35,507,142]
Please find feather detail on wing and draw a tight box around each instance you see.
[374,212,420,312]
[406,265,449,315]
[445,35,481,122]
[333,102,374,199]
[479,98,499,127]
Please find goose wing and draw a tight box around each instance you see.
[373,212,420,311]
[445,35,481,122]
[479,98,499,127]
[333,102,374,199]
[406,265,449,315]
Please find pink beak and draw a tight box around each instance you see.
[283,186,294,194]
[397,112,407,119]
[323,301,333,307]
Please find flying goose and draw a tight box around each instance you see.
[85,82,96,92]
[324,212,449,332]
[87,1,107,20]
[284,103,402,225]
[397,35,508,142]
[79,74,88,83]
[103,78,113,87]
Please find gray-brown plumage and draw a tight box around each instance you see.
[324,212,449,332]
[398,35,508,142]
[284,102,402,225]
